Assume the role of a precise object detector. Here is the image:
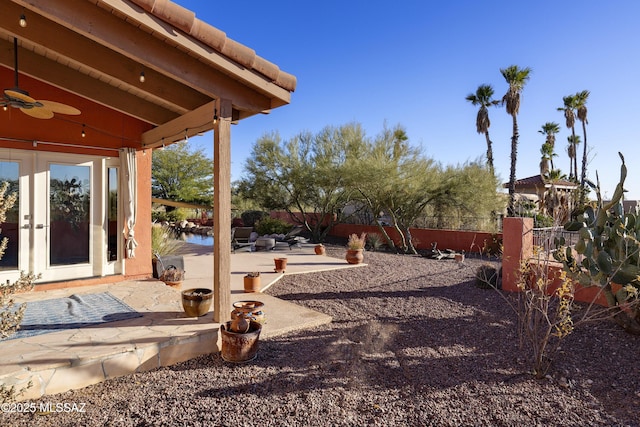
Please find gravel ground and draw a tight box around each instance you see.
[2,246,639,427]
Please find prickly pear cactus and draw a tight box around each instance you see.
[553,153,640,334]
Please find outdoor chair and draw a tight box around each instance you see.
[275,225,306,249]
[231,227,254,252]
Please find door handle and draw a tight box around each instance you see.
[35,224,48,229]
[22,224,31,229]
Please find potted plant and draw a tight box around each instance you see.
[243,272,261,293]
[274,257,288,273]
[151,224,184,278]
[231,300,266,325]
[345,232,366,264]
[159,264,185,288]
[221,300,264,362]
[181,288,213,317]
[314,243,326,255]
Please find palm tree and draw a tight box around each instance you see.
[466,84,500,173]
[545,169,566,182]
[501,65,532,217]
[575,90,590,191]
[557,95,578,180]
[566,134,581,180]
[538,122,560,170]
[540,142,553,176]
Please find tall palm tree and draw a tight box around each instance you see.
[575,90,590,190]
[538,122,560,170]
[466,84,500,173]
[501,65,532,217]
[557,95,578,180]
[566,134,581,180]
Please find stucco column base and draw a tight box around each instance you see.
[501,217,533,292]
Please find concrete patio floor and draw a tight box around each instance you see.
[0,242,366,401]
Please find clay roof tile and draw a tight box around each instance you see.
[128,0,296,92]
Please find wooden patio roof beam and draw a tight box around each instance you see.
[15,0,277,114]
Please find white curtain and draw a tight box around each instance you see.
[122,148,138,258]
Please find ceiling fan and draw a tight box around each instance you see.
[1,37,81,119]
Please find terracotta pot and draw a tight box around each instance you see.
[181,288,213,317]
[230,315,251,333]
[243,276,261,293]
[274,257,288,273]
[220,320,262,363]
[231,300,266,325]
[164,280,183,289]
[345,249,364,264]
[314,245,326,255]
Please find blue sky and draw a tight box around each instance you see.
[176,0,640,200]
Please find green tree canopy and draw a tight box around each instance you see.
[426,160,506,232]
[240,122,506,250]
[349,124,440,253]
[151,141,213,206]
[239,123,367,242]
[350,124,505,252]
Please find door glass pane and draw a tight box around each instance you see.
[0,162,19,270]
[50,164,90,265]
[107,167,118,261]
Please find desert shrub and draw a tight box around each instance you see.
[166,208,188,223]
[367,233,385,251]
[241,210,269,228]
[482,233,503,258]
[151,224,183,257]
[152,210,168,222]
[534,213,554,228]
[255,217,292,235]
[0,181,38,402]
[516,253,575,378]
[475,264,500,289]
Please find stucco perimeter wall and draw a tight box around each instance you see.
[328,223,498,254]
[269,211,335,227]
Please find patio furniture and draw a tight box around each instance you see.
[232,227,254,252]
[254,237,276,251]
[275,225,305,249]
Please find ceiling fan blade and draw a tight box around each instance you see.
[38,100,81,116]
[4,89,37,105]
[6,39,80,119]
[20,107,54,119]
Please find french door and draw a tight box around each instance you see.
[0,149,121,284]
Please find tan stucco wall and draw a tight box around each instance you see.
[123,150,152,279]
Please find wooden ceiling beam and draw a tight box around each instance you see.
[141,101,216,148]
[0,1,208,113]
[0,39,179,125]
[13,0,275,114]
